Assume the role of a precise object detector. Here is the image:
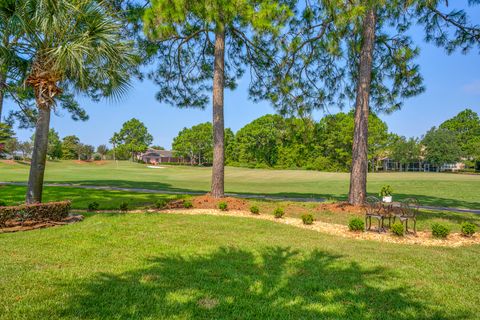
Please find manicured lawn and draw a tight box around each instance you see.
[1,160,479,209]
[0,185,184,210]
[0,213,479,319]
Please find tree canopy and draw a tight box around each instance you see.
[113,118,153,160]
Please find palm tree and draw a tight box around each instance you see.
[0,0,29,122]
[18,0,137,203]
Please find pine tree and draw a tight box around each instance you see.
[143,0,291,198]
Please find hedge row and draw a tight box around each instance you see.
[0,201,71,227]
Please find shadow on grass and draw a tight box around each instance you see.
[3,179,479,210]
[53,247,463,319]
[42,180,479,209]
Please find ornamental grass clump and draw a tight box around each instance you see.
[119,202,129,212]
[250,206,260,214]
[273,207,285,219]
[301,213,314,225]
[183,200,193,209]
[154,199,167,209]
[218,201,228,211]
[87,202,99,212]
[391,222,405,236]
[348,217,364,232]
[431,223,450,239]
[461,222,477,237]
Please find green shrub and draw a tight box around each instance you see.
[183,200,193,209]
[273,207,284,219]
[119,202,129,212]
[348,217,364,232]
[250,206,260,214]
[218,201,228,211]
[391,222,404,236]
[380,185,393,197]
[461,222,477,237]
[0,200,7,207]
[87,202,99,212]
[154,199,167,209]
[93,153,102,161]
[301,213,314,225]
[431,223,450,239]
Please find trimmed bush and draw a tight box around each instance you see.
[218,201,228,211]
[461,222,477,237]
[250,206,260,215]
[431,223,450,239]
[87,202,100,212]
[348,217,364,232]
[183,200,193,209]
[301,213,314,225]
[0,201,71,226]
[119,202,129,212]
[154,199,167,209]
[273,207,284,219]
[391,222,405,236]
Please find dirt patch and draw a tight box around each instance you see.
[0,160,19,165]
[315,202,365,215]
[158,209,480,247]
[0,215,84,233]
[192,195,249,210]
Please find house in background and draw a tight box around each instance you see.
[139,149,186,164]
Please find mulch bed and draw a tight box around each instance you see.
[158,208,480,247]
[0,215,84,233]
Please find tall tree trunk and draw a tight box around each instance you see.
[348,8,376,206]
[0,71,5,122]
[26,106,51,203]
[211,27,226,198]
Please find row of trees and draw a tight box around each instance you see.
[0,127,110,161]
[171,109,480,172]
[1,0,479,205]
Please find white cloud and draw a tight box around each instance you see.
[463,80,480,95]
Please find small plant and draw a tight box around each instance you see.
[154,199,167,209]
[379,185,393,197]
[391,222,405,236]
[0,200,7,207]
[250,206,260,214]
[273,207,284,219]
[348,217,365,232]
[218,201,228,211]
[119,201,129,212]
[461,222,477,237]
[183,200,193,209]
[87,202,99,212]
[431,223,450,239]
[301,213,314,225]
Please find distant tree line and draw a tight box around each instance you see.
[171,109,480,172]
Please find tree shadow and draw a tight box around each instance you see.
[52,247,465,319]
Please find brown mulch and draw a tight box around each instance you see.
[157,208,480,247]
[316,202,365,214]
[165,195,249,210]
[0,215,84,233]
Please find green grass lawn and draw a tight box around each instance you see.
[0,185,185,210]
[0,213,479,319]
[1,160,479,209]
[1,184,478,232]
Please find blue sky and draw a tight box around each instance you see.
[6,10,480,150]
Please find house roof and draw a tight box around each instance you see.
[143,149,174,157]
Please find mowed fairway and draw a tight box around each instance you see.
[1,160,479,209]
[1,213,480,319]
